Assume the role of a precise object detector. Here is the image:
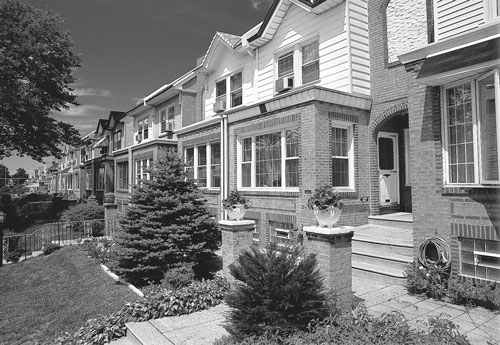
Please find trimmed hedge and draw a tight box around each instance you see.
[52,277,228,345]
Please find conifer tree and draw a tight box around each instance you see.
[225,242,328,339]
[112,149,219,286]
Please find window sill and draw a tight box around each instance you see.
[442,184,500,195]
[239,189,300,197]
[274,79,321,96]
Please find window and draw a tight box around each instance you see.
[117,162,128,190]
[96,166,105,190]
[211,143,221,188]
[160,107,175,133]
[443,70,499,185]
[85,168,93,190]
[136,158,153,184]
[275,38,320,92]
[239,128,299,189]
[184,142,220,188]
[269,221,294,245]
[484,0,500,21]
[75,172,79,190]
[113,131,122,151]
[137,118,149,142]
[302,40,319,84]
[215,79,227,107]
[459,237,500,281]
[67,175,73,190]
[230,72,243,107]
[198,145,207,187]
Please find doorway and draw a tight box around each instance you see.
[378,132,399,206]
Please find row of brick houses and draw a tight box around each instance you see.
[50,0,499,282]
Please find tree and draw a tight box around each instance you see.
[225,243,329,340]
[0,0,81,161]
[112,149,220,286]
[0,165,10,188]
[12,168,28,184]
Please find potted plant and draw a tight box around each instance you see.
[222,190,249,221]
[104,192,115,204]
[306,185,344,228]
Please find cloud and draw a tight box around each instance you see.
[55,104,107,117]
[74,88,112,97]
[249,0,272,10]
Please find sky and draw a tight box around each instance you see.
[1,0,274,175]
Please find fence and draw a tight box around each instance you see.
[2,219,119,263]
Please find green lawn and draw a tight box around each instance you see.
[0,246,138,345]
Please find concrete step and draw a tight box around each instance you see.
[368,212,413,230]
[352,238,414,258]
[352,250,412,272]
[126,321,173,345]
[352,261,407,286]
[109,335,140,345]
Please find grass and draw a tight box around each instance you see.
[0,246,138,345]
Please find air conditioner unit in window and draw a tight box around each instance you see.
[166,122,174,132]
[136,134,142,143]
[213,99,227,113]
[276,76,294,92]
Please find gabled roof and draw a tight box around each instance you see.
[96,119,109,135]
[107,111,126,129]
[242,0,343,49]
[200,31,243,71]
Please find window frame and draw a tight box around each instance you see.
[184,142,221,189]
[331,122,355,191]
[483,0,500,22]
[237,126,300,191]
[96,166,105,191]
[230,72,243,108]
[160,106,176,133]
[135,158,153,185]
[116,161,128,190]
[136,115,150,143]
[274,36,320,94]
[113,130,122,151]
[441,69,500,186]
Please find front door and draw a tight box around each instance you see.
[378,132,399,205]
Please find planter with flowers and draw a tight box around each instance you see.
[104,192,115,204]
[222,190,249,221]
[307,185,344,228]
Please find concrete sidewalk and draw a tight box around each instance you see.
[112,277,500,345]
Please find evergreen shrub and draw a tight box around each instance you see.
[225,242,328,340]
[111,149,219,286]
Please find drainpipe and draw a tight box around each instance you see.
[219,113,229,220]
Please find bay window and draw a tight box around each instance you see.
[136,158,153,184]
[443,70,500,185]
[238,128,299,189]
[184,142,221,188]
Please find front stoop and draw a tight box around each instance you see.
[352,214,414,286]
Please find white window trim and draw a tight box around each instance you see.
[214,71,244,111]
[237,125,300,192]
[403,128,411,186]
[273,35,320,94]
[483,0,500,22]
[441,69,500,187]
[331,121,355,191]
[184,142,221,189]
[135,114,151,144]
[135,158,152,185]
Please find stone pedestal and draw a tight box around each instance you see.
[304,225,354,308]
[219,220,255,282]
[104,203,118,237]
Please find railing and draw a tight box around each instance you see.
[2,219,119,262]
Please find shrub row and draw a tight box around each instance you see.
[214,304,470,345]
[51,277,228,345]
[406,263,500,310]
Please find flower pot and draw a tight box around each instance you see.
[313,206,342,228]
[226,204,247,221]
[104,194,115,204]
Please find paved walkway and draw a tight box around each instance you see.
[113,276,499,345]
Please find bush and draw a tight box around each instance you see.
[6,248,24,263]
[79,238,115,264]
[225,242,328,340]
[447,276,500,310]
[52,277,229,345]
[214,304,470,345]
[60,197,104,223]
[160,263,195,289]
[43,243,61,255]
